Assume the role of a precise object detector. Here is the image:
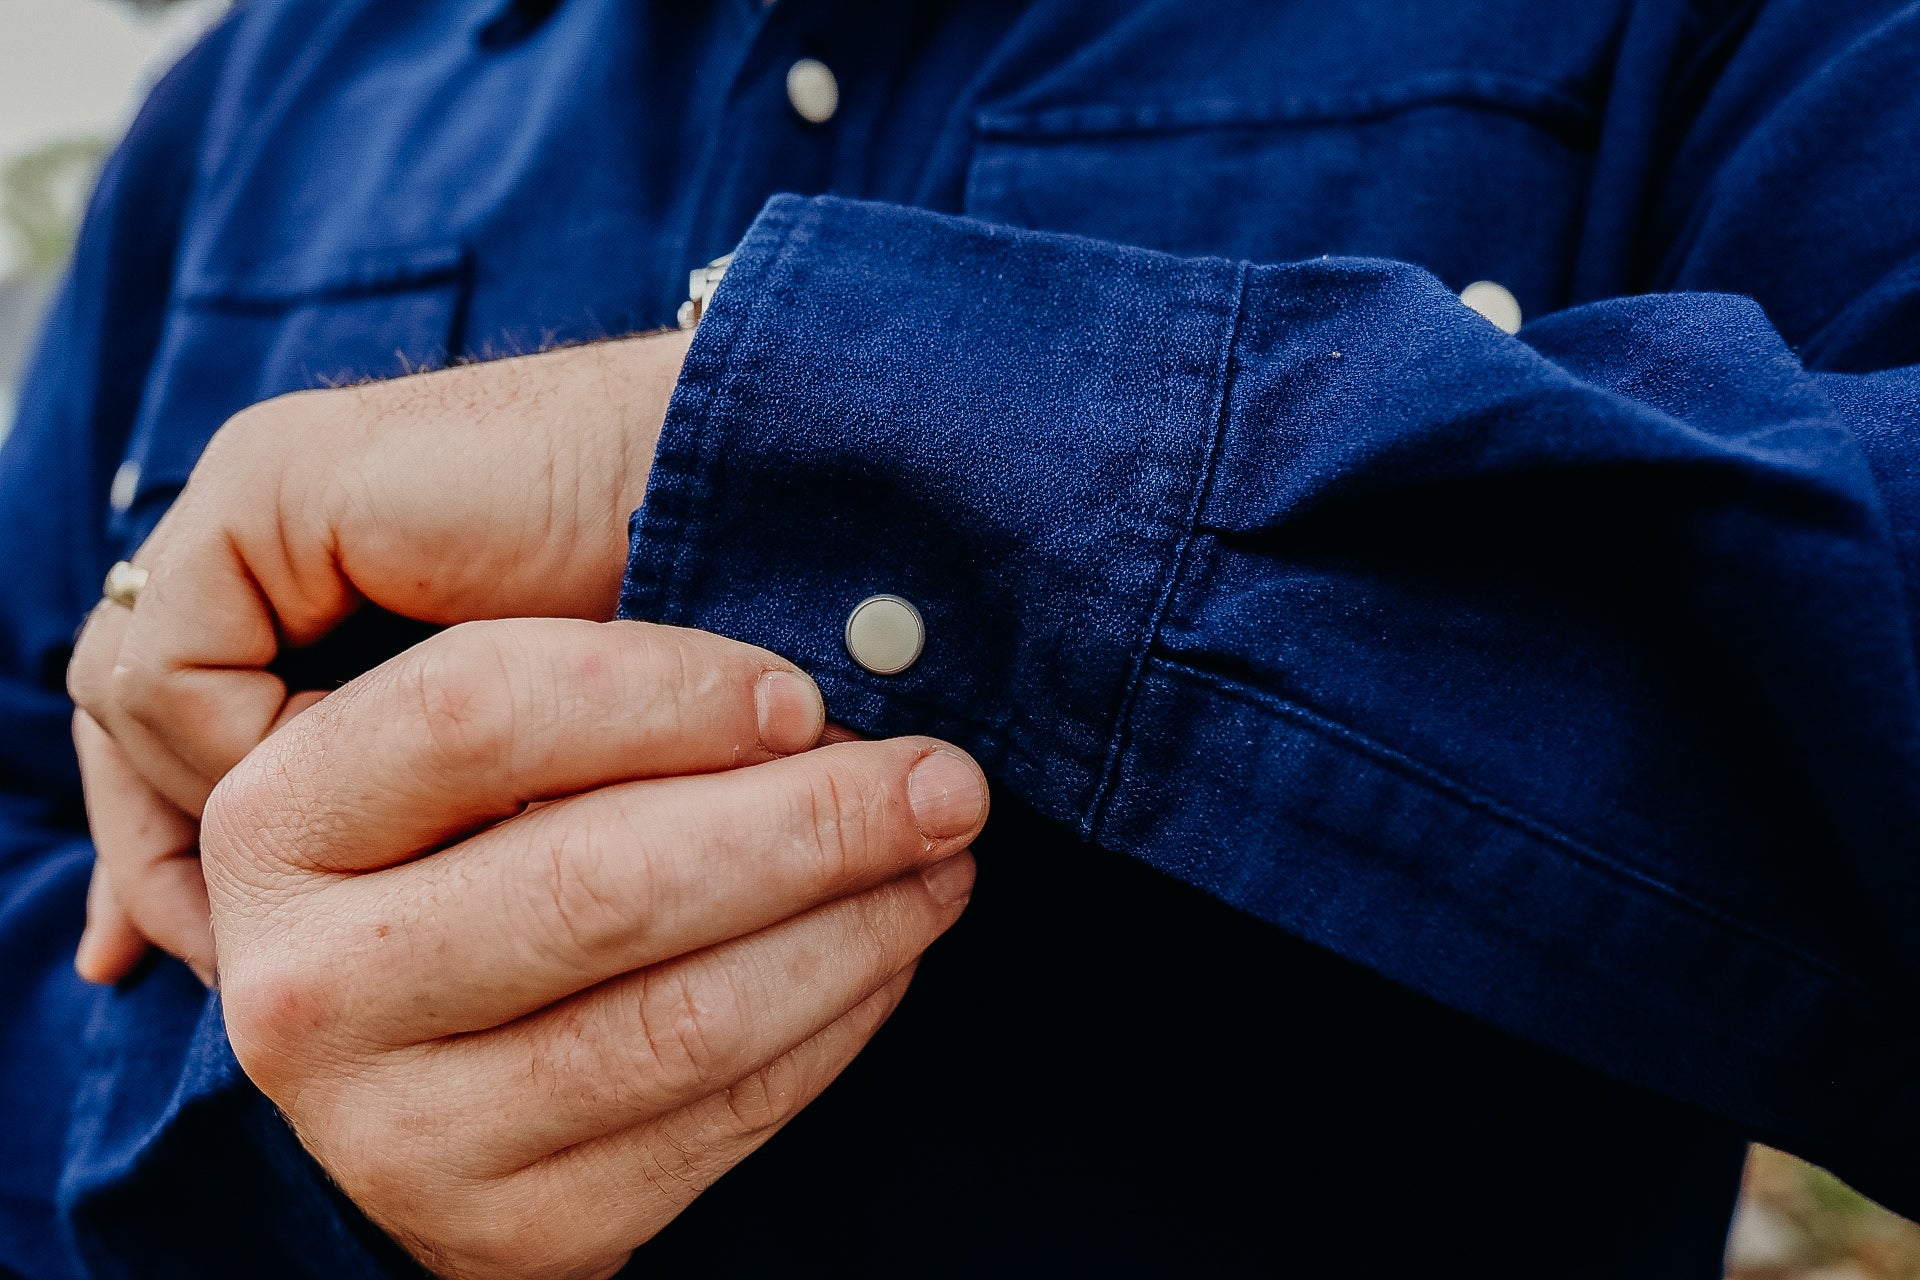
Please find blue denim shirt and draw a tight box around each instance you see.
[5,0,1920,1274]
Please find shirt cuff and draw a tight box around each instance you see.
[622,192,1242,826]
[619,193,1920,1207]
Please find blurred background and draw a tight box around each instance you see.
[0,0,223,442]
[2,3,1914,1275]
[1731,1150,1920,1280]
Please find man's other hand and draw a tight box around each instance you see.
[201,618,985,1280]
[68,329,692,981]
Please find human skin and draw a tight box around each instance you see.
[202,616,984,1278]
[68,328,698,978]
[65,329,992,1274]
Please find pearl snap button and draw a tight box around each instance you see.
[1460,280,1523,335]
[786,58,839,124]
[845,595,924,675]
[109,459,140,513]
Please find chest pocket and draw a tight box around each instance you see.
[111,244,467,541]
[965,73,1598,319]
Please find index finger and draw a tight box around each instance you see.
[98,480,308,792]
[293,736,984,1041]
[203,618,825,879]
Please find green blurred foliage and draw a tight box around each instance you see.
[1729,1147,1920,1280]
[1,137,108,276]
[2,0,207,276]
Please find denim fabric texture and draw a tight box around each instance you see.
[3,0,1919,1274]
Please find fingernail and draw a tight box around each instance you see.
[921,854,975,906]
[907,750,987,841]
[756,670,824,756]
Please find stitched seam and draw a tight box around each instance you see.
[1148,655,1871,992]
[978,72,1601,148]
[652,203,810,622]
[649,335,710,623]
[178,245,467,306]
[1084,261,1250,840]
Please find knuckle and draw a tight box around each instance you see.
[846,884,909,964]
[313,1098,431,1209]
[257,1050,622,1280]
[840,875,942,975]
[717,1056,807,1139]
[405,623,524,777]
[105,654,174,737]
[630,965,737,1098]
[636,1113,729,1201]
[199,752,290,876]
[197,766,254,871]
[527,816,634,968]
[613,627,710,734]
[200,715,352,897]
[181,409,267,505]
[219,950,342,1093]
[200,768,349,1085]
[651,626,731,703]
[792,757,886,888]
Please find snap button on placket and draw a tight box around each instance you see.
[109,460,140,514]
[785,58,839,124]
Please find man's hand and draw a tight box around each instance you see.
[202,618,986,1280]
[68,330,692,981]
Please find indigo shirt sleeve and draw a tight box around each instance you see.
[620,192,1920,1214]
[0,17,422,1278]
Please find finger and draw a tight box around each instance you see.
[270,689,328,732]
[85,613,332,820]
[66,596,128,723]
[119,855,216,987]
[112,493,311,783]
[110,521,291,790]
[68,500,275,809]
[73,710,213,981]
[413,969,916,1278]
[431,862,963,1170]
[108,336,688,799]
[75,862,150,986]
[313,737,986,1038]
[202,618,827,880]
[70,597,220,818]
[542,969,917,1251]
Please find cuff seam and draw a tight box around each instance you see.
[623,195,811,626]
[1083,259,1252,840]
